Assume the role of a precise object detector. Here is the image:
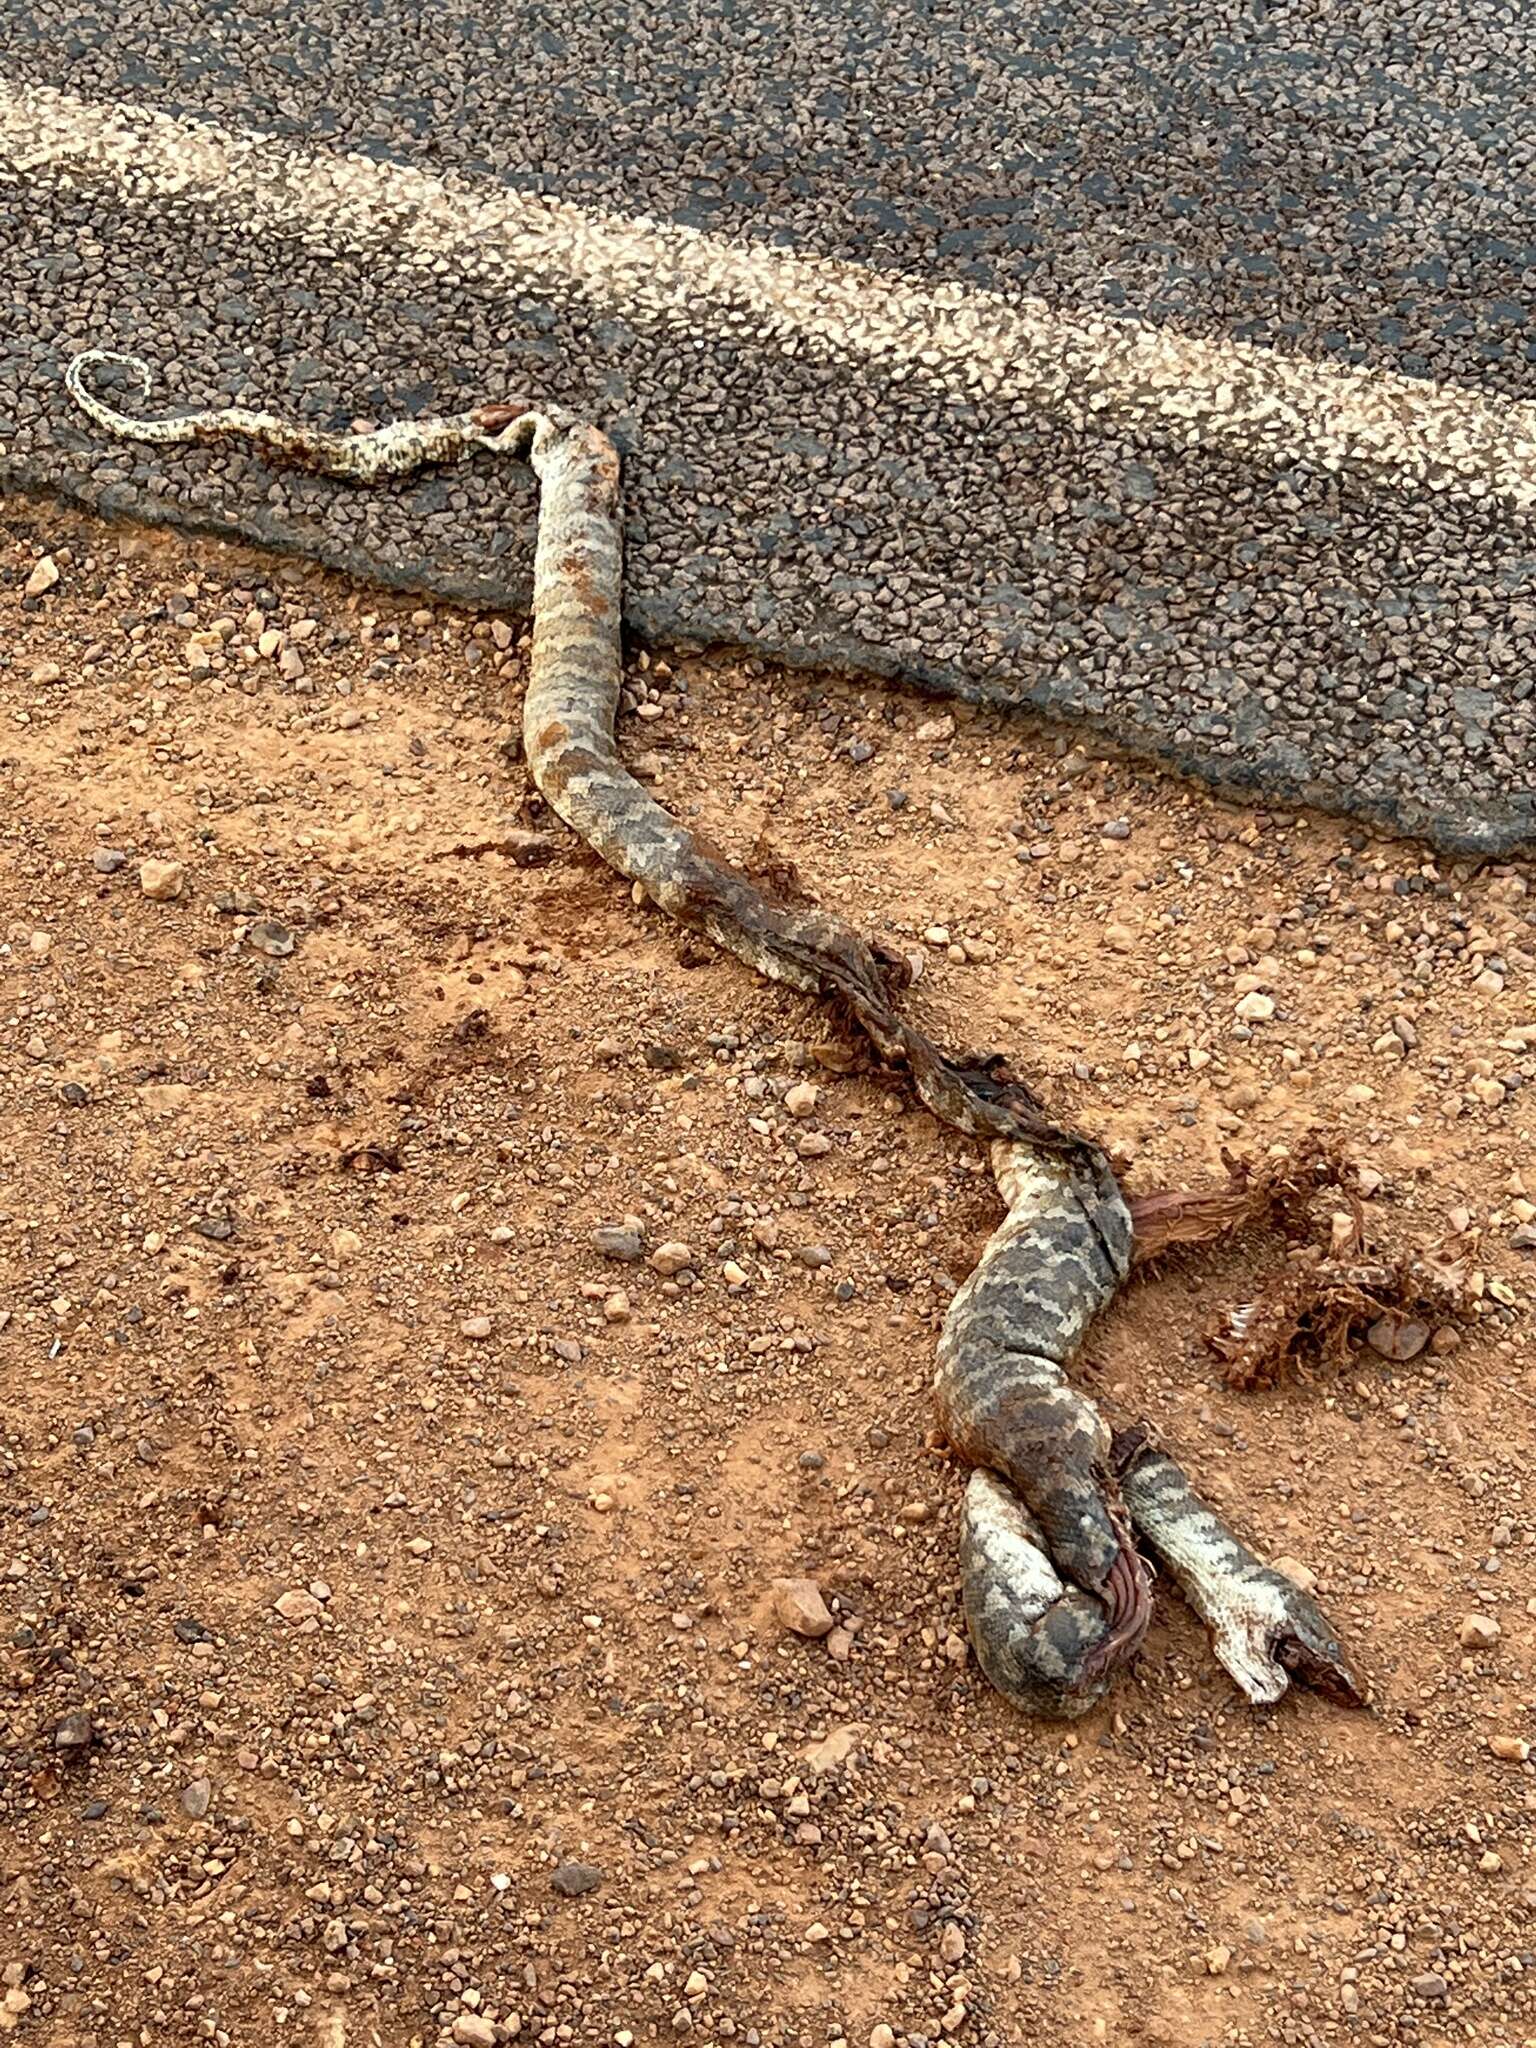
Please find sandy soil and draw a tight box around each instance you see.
[2,503,1533,2048]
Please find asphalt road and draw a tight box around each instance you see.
[2,2,1534,852]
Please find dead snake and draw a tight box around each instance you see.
[65,350,1364,1718]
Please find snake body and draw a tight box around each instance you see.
[936,1143,1150,1715]
[64,352,1363,1718]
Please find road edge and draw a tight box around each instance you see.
[4,459,1527,861]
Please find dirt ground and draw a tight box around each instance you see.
[2,502,1533,2048]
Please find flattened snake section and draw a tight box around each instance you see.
[64,350,1364,1719]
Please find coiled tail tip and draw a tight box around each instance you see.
[64,348,163,439]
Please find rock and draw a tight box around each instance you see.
[784,1081,819,1118]
[460,1315,494,1340]
[1205,1944,1232,1977]
[1270,1555,1317,1594]
[92,848,126,874]
[31,660,64,685]
[181,1777,212,1819]
[772,1576,834,1637]
[1411,1973,1449,2002]
[593,1224,645,1262]
[1488,1735,1530,1762]
[939,1922,966,1963]
[246,918,296,957]
[550,1861,602,1897]
[870,2028,897,2048]
[802,1724,860,1773]
[52,1708,94,1751]
[649,1241,693,1276]
[452,2019,497,2048]
[138,858,187,902]
[1458,1614,1501,1649]
[1366,1317,1430,1361]
[24,556,59,598]
[274,1588,323,1625]
[1234,992,1275,1023]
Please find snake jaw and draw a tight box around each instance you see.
[1274,1608,1368,1709]
[1209,1574,1366,1709]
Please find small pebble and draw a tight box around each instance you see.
[52,1709,94,1751]
[138,857,186,902]
[1270,1555,1317,1593]
[452,2017,497,2048]
[593,1224,645,1262]
[1366,1317,1430,1361]
[245,918,296,957]
[771,1577,835,1638]
[274,1589,323,1625]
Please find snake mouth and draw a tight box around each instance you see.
[1276,1630,1368,1709]
[1211,1596,1368,1709]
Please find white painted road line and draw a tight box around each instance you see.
[4,78,1536,513]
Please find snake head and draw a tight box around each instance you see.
[1210,1570,1367,1710]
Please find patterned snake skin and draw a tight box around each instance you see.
[65,352,1364,1719]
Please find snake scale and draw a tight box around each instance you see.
[65,350,1364,1718]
